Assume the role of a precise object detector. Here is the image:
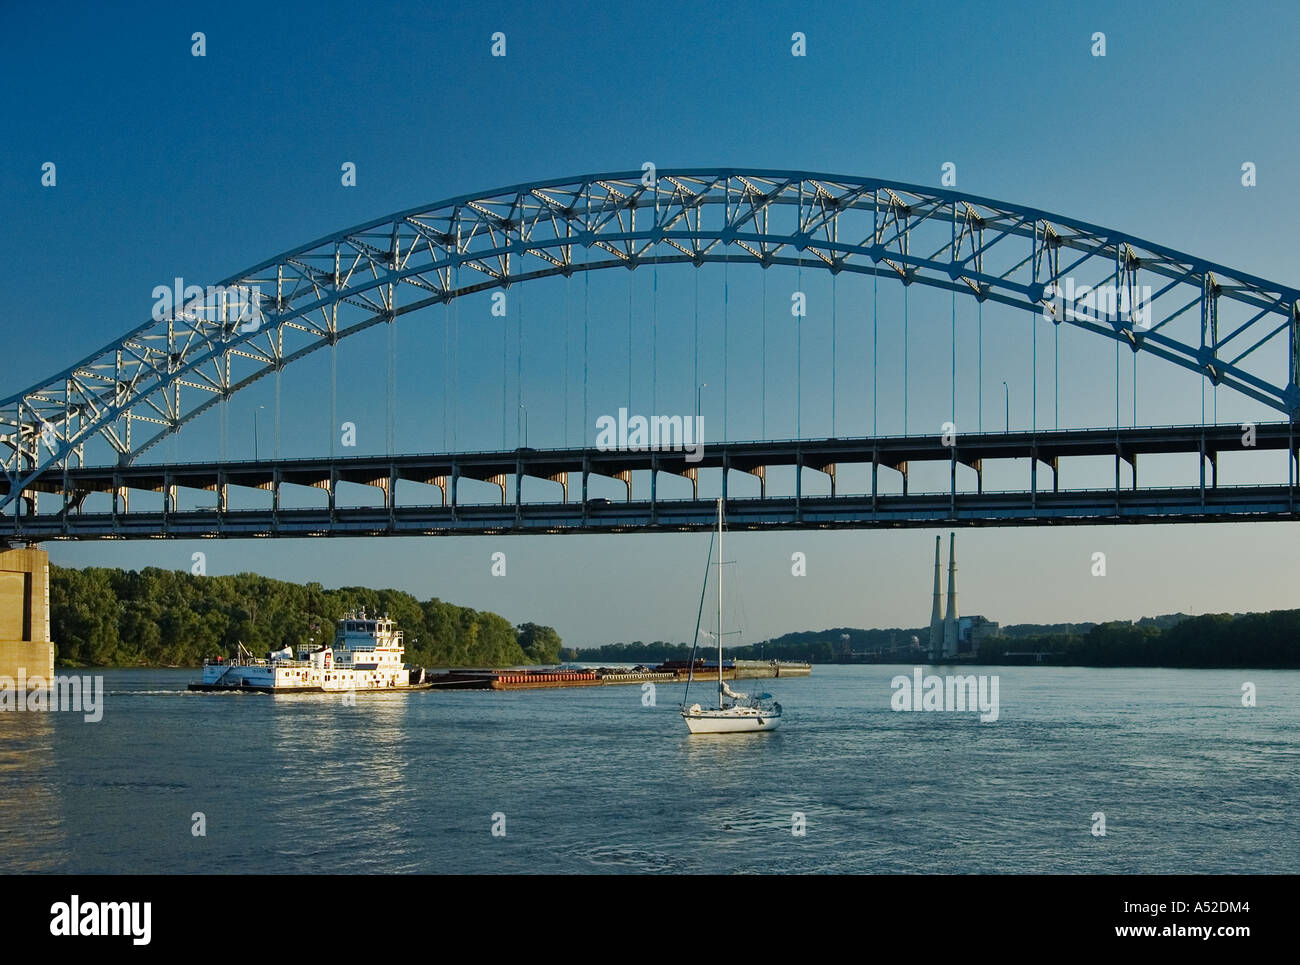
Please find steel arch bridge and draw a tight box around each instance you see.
[4,167,1300,521]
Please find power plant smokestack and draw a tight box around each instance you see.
[943,532,959,659]
[928,535,943,660]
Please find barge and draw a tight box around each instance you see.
[425,660,811,691]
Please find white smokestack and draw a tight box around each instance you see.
[943,532,959,659]
[928,535,943,660]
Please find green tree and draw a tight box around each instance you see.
[51,567,120,665]
[517,622,563,664]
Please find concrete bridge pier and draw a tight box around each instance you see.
[0,546,55,686]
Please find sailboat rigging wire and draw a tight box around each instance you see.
[681,526,716,708]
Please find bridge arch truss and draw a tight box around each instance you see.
[4,167,1300,512]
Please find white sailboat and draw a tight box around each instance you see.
[681,499,782,734]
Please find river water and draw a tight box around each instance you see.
[0,665,1295,874]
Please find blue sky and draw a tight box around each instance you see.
[5,0,1300,647]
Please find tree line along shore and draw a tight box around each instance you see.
[48,564,1299,670]
[567,610,1300,669]
[50,565,562,669]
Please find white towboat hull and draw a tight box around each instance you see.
[191,609,428,693]
[682,708,781,733]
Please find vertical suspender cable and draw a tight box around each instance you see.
[583,268,589,446]
[951,289,956,426]
[626,270,631,418]
[452,263,459,452]
[1200,345,1205,427]
[220,301,229,462]
[653,181,660,421]
[694,267,699,419]
[1115,338,1120,431]
[514,279,520,444]
[628,269,634,419]
[387,317,395,455]
[564,272,570,447]
[652,258,658,421]
[442,290,449,452]
[1032,307,1038,433]
[977,299,983,433]
[274,366,281,460]
[502,289,508,449]
[723,258,728,441]
[329,249,337,461]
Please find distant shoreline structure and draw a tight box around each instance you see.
[571,608,1300,670]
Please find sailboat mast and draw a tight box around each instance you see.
[717,497,723,709]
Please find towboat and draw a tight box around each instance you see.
[189,610,429,693]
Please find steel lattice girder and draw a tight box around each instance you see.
[3,167,1299,513]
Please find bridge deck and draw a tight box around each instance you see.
[2,424,1296,538]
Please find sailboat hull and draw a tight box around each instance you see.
[682,709,782,734]
[679,499,786,736]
